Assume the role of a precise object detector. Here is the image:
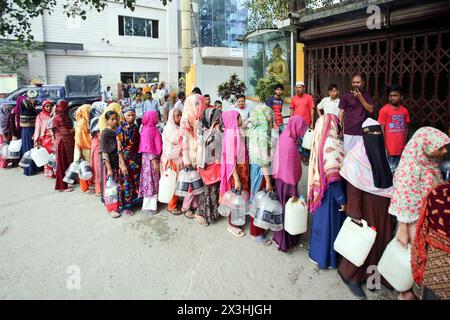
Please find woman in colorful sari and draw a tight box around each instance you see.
[338,118,394,299]
[52,100,75,192]
[196,108,222,226]
[412,171,450,300]
[180,93,205,218]
[33,99,55,178]
[248,105,276,246]
[89,102,107,196]
[307,114,346,268]
[0,103,17,168]
[13,92,40,176]
[100,110,121,218]
[272,116,308,251]
[161,108,184,215]
[220,110,249,237]
[74,104,94,193]
[116,107,142,215]
[388,126,449,300]
[138,110,162,215]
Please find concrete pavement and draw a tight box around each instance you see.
[0,167,396,300]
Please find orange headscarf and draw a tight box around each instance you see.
[75,104,92,149]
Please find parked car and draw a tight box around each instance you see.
[0,75,102,122]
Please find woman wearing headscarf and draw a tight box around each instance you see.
[89,102,107,196]
[0,103,16,168]
[196,107,222,226]
[138,110,162,214]
[99,102,123,133]
[272,116,308,251]
[52,100,75,192]
[100,110,120,218]
[116,106,142,215]
[161,108,184,215]
[307,114,346,268]
[74,104,93,193]
[180,93,205,218]
[248,104,276,246]
[388,126,449,300]
[220,109,249,237]
[33,99,55,178]
[338,118,394,299]
[14,92,40,176]
[412,169,450,300]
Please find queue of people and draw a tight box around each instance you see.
[0,75,449,301]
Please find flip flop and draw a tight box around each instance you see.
[228,226,245,237]
[168,208,182,216]
[252,235,273,246]
[107,211,121,219]
[182,209,195,219]
[195,214,209,227]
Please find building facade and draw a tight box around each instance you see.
[27,0,181,94]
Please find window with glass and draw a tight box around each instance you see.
[198,0,247,48]
[120,72,160,84]
[118,16,159,38]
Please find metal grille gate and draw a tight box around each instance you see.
[304,30,450,130]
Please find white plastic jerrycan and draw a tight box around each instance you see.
[302,129,314,150]
[158,167,177,203]
[7,139,22,158]
[377,239,414,292]
[334,217,377,267]
[30,147,50,167]
[284,196,308,235]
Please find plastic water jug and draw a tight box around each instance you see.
[284,196,308,235]
[30,147,50,167]
[302,129,314,150]
[252,192,283,231]
[377,239,414,292]
[334,217,377,267]
[158,167,177,203]
[7,139,21,159]
[248,190,267,216]
[63,161,79,184]
[175,168,190,197]
[1,143,11,159]
[104,177,118,210]
[230,189,247,226]
[48,153,57,168]
[78,160,93,180]
[19,150,33,168]
[188,169,205,195]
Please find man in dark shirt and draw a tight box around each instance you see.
[266,83,284,132]
[338,74,374,154]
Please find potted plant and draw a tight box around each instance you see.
[217,73,247,105]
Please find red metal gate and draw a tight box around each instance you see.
[305,30,450,131]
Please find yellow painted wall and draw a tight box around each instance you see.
[296,43,305,83]
[186,64,196,94]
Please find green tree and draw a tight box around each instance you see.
[0,0,172,43]
[0,40,43,83]
[217,73,247,105]
[243,0,289,32]
[254,74,281,104]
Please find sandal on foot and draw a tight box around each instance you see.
[108,211,121,219]
[195,214,209,227]
[64,187,74,192]
[227,226,245,237]
[253,235,272,246]
[122,209,135,216]
[182,209,195,219]
[168,208,182,216]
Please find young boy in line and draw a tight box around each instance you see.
[317,84,340,117]
[266,83,285,132]
[214,100,223,111]
[378,84,410,173]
